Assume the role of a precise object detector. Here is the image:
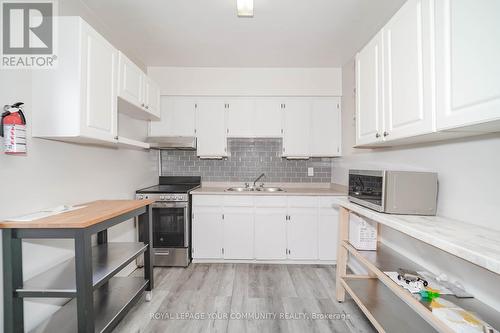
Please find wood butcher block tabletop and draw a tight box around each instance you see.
[0,200,155,229]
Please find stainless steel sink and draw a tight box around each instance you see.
[225,186,285,192]
[226,187,255,192]
[256,187,285,192]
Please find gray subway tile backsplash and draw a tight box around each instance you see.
[161,138,332,183]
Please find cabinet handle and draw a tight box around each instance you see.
[375,133,381,138]
[145,105,149,109]
[383,131,389,137]
[141,103,145,107]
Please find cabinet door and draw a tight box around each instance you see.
[435,0,500,131]
[195,99,228,157]
[80,23,118,140]
[226,98,255,138]
[254,98,283,137]
[254,208,287,260]
[118,52,144,107]
[282,98,311,157]
[383,0,434,140]
[287,208,318,260]
[145,77,161,118]
[223,207,254,259]
[318,205,339,261]
[355,32,384,145]
[150,97,196,137]
[192,207,223,259]
[310,97,342,156]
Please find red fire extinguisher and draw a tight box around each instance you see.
[1,102,27,155]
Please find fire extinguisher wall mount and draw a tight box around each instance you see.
[1,102,27,155]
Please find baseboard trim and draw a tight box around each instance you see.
[192,259,336,265]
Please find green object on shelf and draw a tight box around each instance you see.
[419,289,440,300]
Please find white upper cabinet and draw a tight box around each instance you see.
[195,98,228,158]
[117,52,144,108]
[435,0,500,131]
[356,0,500,146]
[32,17,118,144]
[226,98,283,138]
[282,98,311,158]
[144,77,161,119]
[253,98,284,137]
[310,97,342,156]
[226,98,255,138]
[80,21,118,141]
[355,32,384,145]
[150,97,196,137]
[383,0,435,140]
[117,52,160,121]
[150,96,341,157]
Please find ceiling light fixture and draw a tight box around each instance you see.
[237,0,253,17]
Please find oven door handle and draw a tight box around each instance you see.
[151,202,188,208]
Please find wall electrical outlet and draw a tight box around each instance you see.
[308,167,314,177]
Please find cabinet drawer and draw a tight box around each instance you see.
[254,196,287,207]
[287,196,318,208]
[223,196,254,207]
[192,195,222,207]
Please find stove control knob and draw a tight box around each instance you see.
[159,195,164,200]
[137,195,143,200]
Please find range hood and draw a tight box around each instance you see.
[147,136,197,150]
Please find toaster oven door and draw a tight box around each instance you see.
[348,170,385,211]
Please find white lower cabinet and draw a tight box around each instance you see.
[223,206,254,259]
[318,198,339,261]
[255,208,287,260]
[192,205,223,259]
[287,207,318,260]
[192,195,338,262]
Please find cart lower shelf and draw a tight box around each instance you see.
[31,277,148,333]
[342,277,437,332]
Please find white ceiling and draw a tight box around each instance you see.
[80,0,406,67]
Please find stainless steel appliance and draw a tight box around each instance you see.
[136,176,201,267]
[348,170,438,215]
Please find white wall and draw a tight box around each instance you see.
[148,67,342,96]
[337,58,500,310]
[0,1,157,330]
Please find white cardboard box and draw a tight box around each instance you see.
[349,212,377,250]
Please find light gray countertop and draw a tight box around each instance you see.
[333,197,500,276]
[190,182,347,196]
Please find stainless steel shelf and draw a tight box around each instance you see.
[343,278,438,333]
[18,242,147,298]
[30,277,148,333]
[356,242,500,330]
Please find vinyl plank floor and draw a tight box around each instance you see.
[114,264,375,333]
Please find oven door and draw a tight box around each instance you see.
[151,201,189,248]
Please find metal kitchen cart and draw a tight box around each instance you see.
[1,200,154,333]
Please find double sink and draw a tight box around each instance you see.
[226,186,285,193]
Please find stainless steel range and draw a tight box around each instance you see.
[136,176,201,267]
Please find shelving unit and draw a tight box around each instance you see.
[1,200,155,333]
[334,198,500,333]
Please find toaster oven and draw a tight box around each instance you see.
[348,170,438,215]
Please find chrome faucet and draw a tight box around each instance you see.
[253,173,265,188]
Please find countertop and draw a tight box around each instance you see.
[0,199,155,229]
[190,182,347,196]
[333,197,500,276]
